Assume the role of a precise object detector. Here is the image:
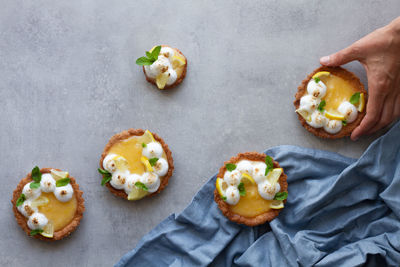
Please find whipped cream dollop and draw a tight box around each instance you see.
[103,135,169,197]
[22,182,41,199]
[298,77,359,134]
[27,212,48,230]
[219,159,283,204]
[54,184,74,202]
[17,200,38,217]
[144,47,178,86]
[40,173,56,193]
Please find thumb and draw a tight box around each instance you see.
[320,45,361,66]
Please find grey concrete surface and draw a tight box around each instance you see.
[1,0,398,266]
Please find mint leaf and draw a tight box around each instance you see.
[265,155,273,176]
[136,57,154,66]
[225,163,236,172]
[149,158,159,167]
[98,168,111,186]
[142,143,147,148]
[274,192,288,200]
[30,182,40,189]
[30,229,44,236]
[222,196,227,201]
[342,120,347,126]
[31,166,41,183]
[16,194,26,207]
[56,178,70,187]
[314,77,321,83]
[350,92,360,105]
[317,100,326,112]
[146,51,152,58]
[238,182,246,196]
[150,46,161,60]
[135,182,148,191]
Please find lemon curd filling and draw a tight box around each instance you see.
[321,75,357,113]
[108,135,167,175]
[38,192,77,231]
[229,184,272,217]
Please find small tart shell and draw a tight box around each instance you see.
[142,45,187,90]
[294,66,368,139]
[11,168,85,241]
[214,152,288,227]
[100,128,174,200]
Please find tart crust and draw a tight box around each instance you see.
[142,45,187,90]
[11,168,85,241]
[214,152,288,226]
[294,66,368,139]
[100,128,174,200]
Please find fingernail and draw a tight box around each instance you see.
[320,56,330,65]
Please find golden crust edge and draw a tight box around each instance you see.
[99,128,174,200]
[214,152,288,227]
[142,45,187,90]
[293,66,368,139]
[11,168,85,241]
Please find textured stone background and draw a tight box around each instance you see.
[1,1,399,266]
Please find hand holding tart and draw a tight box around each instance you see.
[99,129,174,201]
[214,152,288,226]
[12,167,84,240]
[136,45,187,90]
[294,66,368,138]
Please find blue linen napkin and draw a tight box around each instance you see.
[116,121,400,267]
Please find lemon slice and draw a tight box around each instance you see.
[141,156,153,172]
[50,169,69,181]
[40,221,54,238]
[128,187,148,201]
[216,178,228,197]
[295,108,311,122]
[113,156,129,171]
[312,71,330,80]
[241,173,256,185]
[358,93,365,112]
[266,168,283,185]
[31,196,49,208]
[156,73,169,89]
[171,55,185,69]
[270,200,284,209]
[324,111,345,120]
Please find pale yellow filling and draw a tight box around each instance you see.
[321,75,357,113]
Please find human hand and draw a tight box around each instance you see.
[319,17,400,140]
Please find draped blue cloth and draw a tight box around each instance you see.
[116,121,400,267]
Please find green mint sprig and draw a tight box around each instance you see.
[136,46,161,66]
[317,100,326,112]
[98,168,111,186]
[342,120,347,126]
[56,178,70,187]
[350,92,360,105]
[265,155,273,176]
[274,192,288,200]
[225,163,236,172]
[149,158,159,167]
[30,166,42,189]
[135,182,148,191]
[16,194,26,207]
[314,77,321,83]
[142,143,147,148]
[238,182,246,196]
[30,229,44,236]
[221,196,227,201]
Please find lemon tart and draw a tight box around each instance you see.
[214,152,288,226]
[294,66,368,138]
[99,129,174,200]
[136,45,187,90]
[12,167,84,241]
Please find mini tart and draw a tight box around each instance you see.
[11,168,85,241]
[214,152,288,226]
[143,45,187,90]
[294,66,368,139]
[100,129,174,200]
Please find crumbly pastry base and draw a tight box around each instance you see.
[214,152,288,227]
[294,66,368,139]
[11,168,85,241]
[142,45,187,90]
[100,128,174,200]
